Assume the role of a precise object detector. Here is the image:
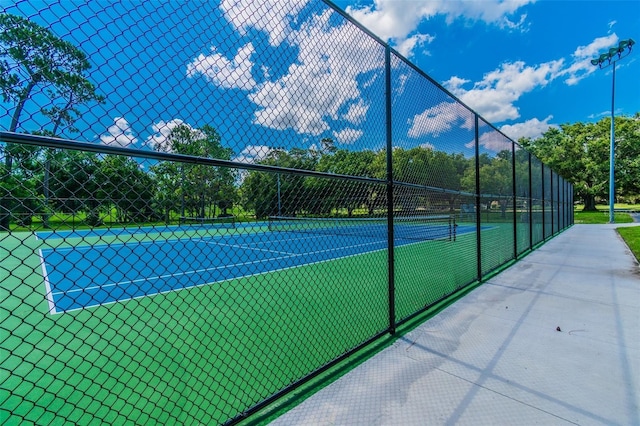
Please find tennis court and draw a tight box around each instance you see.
[39,215,473,314]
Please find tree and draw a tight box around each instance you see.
[0,13,103,229]
[47,150,102,226]
[611,114,640,201]
[241,146,323,219]
[98,155,155,223]
[314,148,379,216]
[520,115,640,210]
[391,146,470,213]
[151,124,236,220]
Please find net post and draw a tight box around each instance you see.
[453,214,457,242]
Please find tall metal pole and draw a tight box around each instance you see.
[608,62,616,224]
[591,38,634,223]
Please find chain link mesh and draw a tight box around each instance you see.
[1,1,573,424]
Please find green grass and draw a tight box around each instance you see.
[574,210,634,224]
[617,226,640,262]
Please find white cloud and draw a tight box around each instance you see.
[100,117,138,147]
[248,9,384,135]
[477,131,513,152]
[191,5,385,138]
[395,73,409,96]
[394,33,435,58]
[560,34,618,86]
[332,128,363,144]
[233,145,272,164]
[500,115,556,140]
[408,101,474,138]
[186,43,257,90]
[464,129,512,152]
[220,0,310,46]
[145,119,202,152]
[346,1,434,43]
[419,142,435,150]
[344,99,369,125]
[444,59,564,122]
[345,0,532,57]
[430,33,622,136]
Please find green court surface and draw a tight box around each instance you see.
[1,222,495,424]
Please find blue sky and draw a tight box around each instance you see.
[333,0,640,139]
[2,0,639,162]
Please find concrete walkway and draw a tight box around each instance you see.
[272,224,640,425]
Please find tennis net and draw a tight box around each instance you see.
[179,215,236,228]
[268,215,456,241]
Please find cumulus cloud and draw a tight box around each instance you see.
[431,33,621,134]
[189,6,382,139]
[444,59,564,122]
[345,0,532,57]
[394,33,435,58]
[186,43,257,90]
[559,34,618,86]
[100,117,138,147]
[344,99,369,125]
[220,0,310,46]
[408,101,474,138]
[332,128,363,144]
[233,144,272,164]
[145,119,202,152]
[500,115,556,140]
[419,142,436,150]
[248,9,383,136]
[476,130,513,152]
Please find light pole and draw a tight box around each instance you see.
[591,38,635,223]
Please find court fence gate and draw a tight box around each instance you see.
[1,1,573,424]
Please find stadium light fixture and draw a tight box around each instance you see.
[591,38,634,223]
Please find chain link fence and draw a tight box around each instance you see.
[1,1,573,424]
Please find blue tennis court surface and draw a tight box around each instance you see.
[40,224,477,314]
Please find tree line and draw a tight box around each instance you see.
[520,114,640,211]
[2,12,638,230]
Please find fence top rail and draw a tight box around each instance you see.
[0,131,384,185]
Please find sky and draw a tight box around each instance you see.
[332,0,640,139]
[2,0,639,163]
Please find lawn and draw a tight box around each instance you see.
[573,208,634,224]
[617,227,640,262]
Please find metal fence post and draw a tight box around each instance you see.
[385,46,395,335]
[475,115,482,280]
[528,152,533,250]
[512,141,517,258]
[550,171,554,235]
[541,165,546,240]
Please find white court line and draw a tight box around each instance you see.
[38,249,57,315]
[53,239,384,296]
[198,239,297,256]
[50,237,393,314]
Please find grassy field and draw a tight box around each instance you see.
[573,205,635,224]
[617,227,640,262]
